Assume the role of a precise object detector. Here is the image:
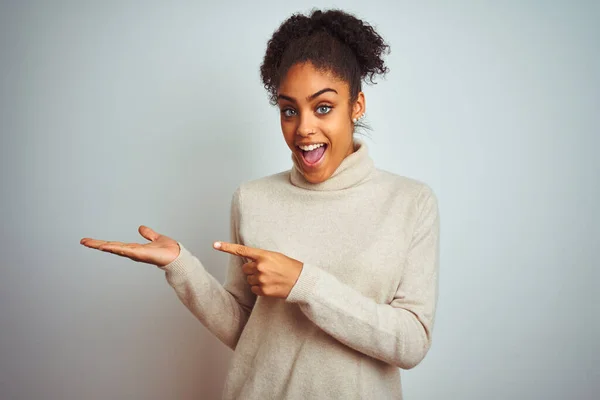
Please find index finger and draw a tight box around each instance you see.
[81,238,121,250]
[213,241,265,261]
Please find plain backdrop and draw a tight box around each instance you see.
[1,1,598,399]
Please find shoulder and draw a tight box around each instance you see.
[373,168,439,214]
[231,170,290,203]
[375,168,436,198]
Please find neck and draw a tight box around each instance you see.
[289,137,376,191]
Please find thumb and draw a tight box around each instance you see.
[139,225,160,242]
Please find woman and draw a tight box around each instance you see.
[81,9,440,400]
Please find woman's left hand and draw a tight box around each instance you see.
[213,241,303,298]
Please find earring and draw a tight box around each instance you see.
[352,113,365,123]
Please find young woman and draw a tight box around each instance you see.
[81,9,440,400]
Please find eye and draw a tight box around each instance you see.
[316,105,332,115]
[281,108,297,117]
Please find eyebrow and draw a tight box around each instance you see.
[277,88,338,103]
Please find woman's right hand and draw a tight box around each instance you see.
[80,225,180,267]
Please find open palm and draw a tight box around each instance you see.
[80,225,180,267]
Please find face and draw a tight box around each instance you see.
[277,62,365,184]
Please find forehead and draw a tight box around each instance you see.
[278,62,348,98]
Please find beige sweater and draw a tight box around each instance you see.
[160,138,440,399]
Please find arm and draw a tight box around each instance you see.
[159,187,256,350]
[285,186,440,369]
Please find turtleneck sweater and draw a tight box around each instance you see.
[160,138,440,400]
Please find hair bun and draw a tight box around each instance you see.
[260,8,390,105]
[308,9,390,83]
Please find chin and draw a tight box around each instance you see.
[302,170,330,184]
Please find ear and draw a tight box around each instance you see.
[352,92,366,121]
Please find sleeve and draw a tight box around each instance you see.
[285,186,440,369]
[158,186,256,350]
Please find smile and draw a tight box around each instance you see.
[297,143,328,169]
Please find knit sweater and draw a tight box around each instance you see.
[160,138,440,399]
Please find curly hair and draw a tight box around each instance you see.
[260,9,390,106]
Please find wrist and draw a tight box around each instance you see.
[285,262,321,304]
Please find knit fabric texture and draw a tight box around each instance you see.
[160,138,440,399]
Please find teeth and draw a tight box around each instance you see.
[298,143,325,151]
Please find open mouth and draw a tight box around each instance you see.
[297,144,328,167]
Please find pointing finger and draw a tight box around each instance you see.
[213,241,264,261]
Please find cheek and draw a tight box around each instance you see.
[280,119,296,143]
[328,112,351,134]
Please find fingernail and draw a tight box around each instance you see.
[214,242,221,249]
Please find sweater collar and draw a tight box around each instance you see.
[289,137,376,191]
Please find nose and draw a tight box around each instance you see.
[296,113,316,137]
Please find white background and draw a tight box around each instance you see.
[1,1,598,399]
